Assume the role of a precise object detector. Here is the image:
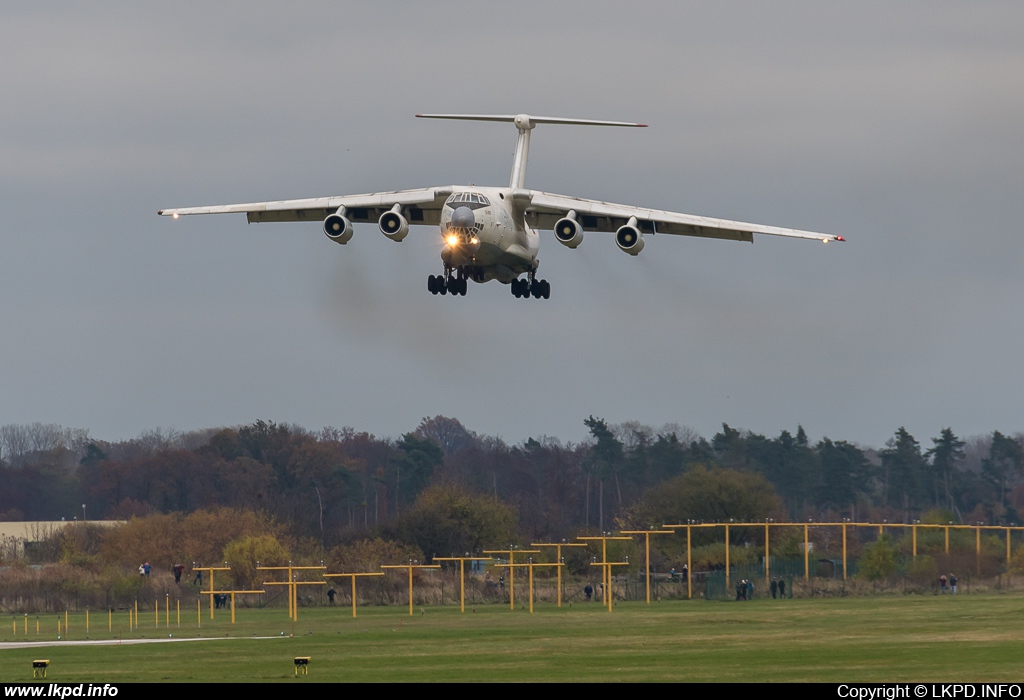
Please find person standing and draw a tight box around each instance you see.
[950,573,958,595]
[173,563,184,584]
[939,574,948,594]
[778,578,786,598]
[770,578,778,599]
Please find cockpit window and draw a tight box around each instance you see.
[445,192,490,210]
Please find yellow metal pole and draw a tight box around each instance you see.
[976,526,981,575]
[945,526,950,555]
[724,524,730,591]
[58,618,61,639]
[459,560,466,613]
[36,618,40,635]
[528,563,534,613]
[645,534,651,603]
[210,570,215,620]
[351,576,358,618]
[65,609,69,634]
[177,600,180,628]
[86,609,89,635]
[25,614,28,635]
[842,523,847,581]
[108,608,111,632]
[230,593,236,624]
[557,552,565,605]
[804,524,810,581]
[197,598,201,628]
[765,522,770,583]
[155,599,159,627]
[686,525,692,600]
[1007,527,1012,567]
[408,568,414,616]
[166,594,169,626]
[912,524,917,559]
[601,539,608,609]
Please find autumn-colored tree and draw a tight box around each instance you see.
[223,534,289,589]
[392,484,517,560]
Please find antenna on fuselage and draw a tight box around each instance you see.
[415,113,647,190]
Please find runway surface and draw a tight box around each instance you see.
[0,636,281,650]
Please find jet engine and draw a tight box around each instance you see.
[379,205,409,242]
[323,210,353,245]
[553,216,584,249]
[615,219,645,255]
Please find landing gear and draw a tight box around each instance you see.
[428,270,467,296]
[511,275,550,299]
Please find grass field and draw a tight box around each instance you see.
[2,595,1023,682]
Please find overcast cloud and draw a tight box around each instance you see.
[1,1,1022,447]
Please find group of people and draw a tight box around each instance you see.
[139,562,198,585]
[735,579,754,600]
[939,573,959,594]
[737,578,788,600]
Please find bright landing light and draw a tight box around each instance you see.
[172,213,179,219]
[446,235,458,246]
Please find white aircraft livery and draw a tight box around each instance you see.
[159,114,843,299]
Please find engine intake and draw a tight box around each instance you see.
[615,221,644,255]
[553,216,584,249]
[379,206,409,241]
[324,212,353,244]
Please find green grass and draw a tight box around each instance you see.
[3,596,1024,682]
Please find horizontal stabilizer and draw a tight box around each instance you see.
[416,113,647,128]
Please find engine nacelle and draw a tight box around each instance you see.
[615,224,644,255]
[324,212,353,244]
[553,217,584,249]
[379,208,409,242]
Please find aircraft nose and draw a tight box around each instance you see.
[451,206,475,229]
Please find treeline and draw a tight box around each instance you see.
[1,418,1023,545]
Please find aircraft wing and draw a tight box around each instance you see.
[158,187,454,226]
[522,190,843,243]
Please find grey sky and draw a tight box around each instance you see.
[1,1,1022,448]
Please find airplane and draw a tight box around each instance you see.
[158,113,843,299]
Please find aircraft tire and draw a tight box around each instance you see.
[427,275,437,294]
[541,280,550,299]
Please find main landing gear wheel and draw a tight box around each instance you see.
[430,273,466,296]
[447,276,467,296]
[511,278,550,299]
